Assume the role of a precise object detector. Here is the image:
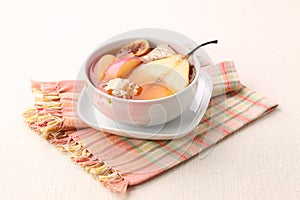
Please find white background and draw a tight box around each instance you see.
[1,0,299,199]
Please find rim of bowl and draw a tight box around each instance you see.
[84,38,201,103]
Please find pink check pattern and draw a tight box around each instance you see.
[23,61,277,192]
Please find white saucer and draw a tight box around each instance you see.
[77,69,212,140]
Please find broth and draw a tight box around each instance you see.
[88,40,197,100]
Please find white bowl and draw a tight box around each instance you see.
[83,37,201,126]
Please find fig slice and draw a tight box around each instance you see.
[119,39,151,56]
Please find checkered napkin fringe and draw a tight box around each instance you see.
[23,61,277,193]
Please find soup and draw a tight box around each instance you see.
[89,39,195,100]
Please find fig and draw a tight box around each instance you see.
[119,39,151,56]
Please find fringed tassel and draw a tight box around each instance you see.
[23,90,63,139]
[51,136,127,192]
[23,86,127,192]
[103,175,129,193]
[23,108,63,139]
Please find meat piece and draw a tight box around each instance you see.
[142,44,177,62]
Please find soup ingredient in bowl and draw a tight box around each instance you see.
[118,39,151,56]
[93,54,116,78]
[142,44,176,62]
[128,54,189,92]
[132,83,174,100]
[101,57,142,81]
[102,78,141,99]
[118,52,136,59]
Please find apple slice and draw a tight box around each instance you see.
[93,54,116,78]
[128,54,190,92]
[101,57,142,81]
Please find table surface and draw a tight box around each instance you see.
[1,0,299,199]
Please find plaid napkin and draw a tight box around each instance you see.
[23,61,277,193]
